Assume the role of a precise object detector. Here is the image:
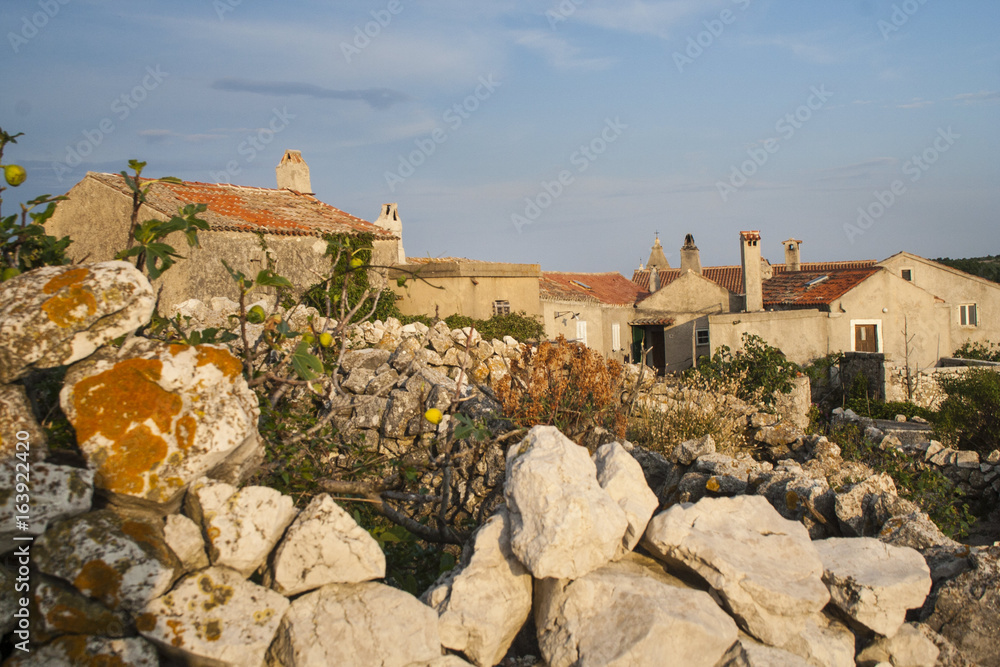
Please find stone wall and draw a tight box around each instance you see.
[885,360,1000,409]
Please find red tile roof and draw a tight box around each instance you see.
[89,172,394,239]
[762,268,880,307]
[632,260,878,294]
[541,271,647,306]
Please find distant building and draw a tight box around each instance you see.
[47,150,402,311]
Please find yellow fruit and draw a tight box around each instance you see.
[350,257,364,269]
[4,164,26,187]
[301,332,315,345]
[246,305,266,324]
[424,408,443,425]
[319,332,333,348]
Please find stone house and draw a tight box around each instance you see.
[540,271,647,361]
[47,150,403,311]
[632,232,959,374]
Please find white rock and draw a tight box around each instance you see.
[0,261,154,383]
[60,337,260,513]
[593,441,659,554]
[779,612,855,667]
[266,494,385,596]
[2,636,159,666]
[717,638,812,666]
[534,553,739,667]
[0,462,93,554]
[34,510,179,614]
[855,622,940,667]
[0,383,48,463]
[422,508,532,667]
[138,566,288,667]
[814,537,932,637]
[504,426,628,579]
[186,479,297,578]
[268,581,442,667]
[163,513,209,572]
[641,495,829,646]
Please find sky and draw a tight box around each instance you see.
[2,0,998,277]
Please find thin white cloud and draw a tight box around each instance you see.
[572,0,729,38]
[896,98,933,109]
[513,30,616,70]
[949,90,1000,105]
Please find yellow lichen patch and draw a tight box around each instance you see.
[195,345,243,379]
[42,267,90,294]
[73,560,122,609]
[199,619,223,642]
[206,526,220,544]
[135,612,157,633]
[51,635,127,667]
[253,608,275,625]
[197,574,234,612]
[73,358,181,444]
[785,490,800,511]
[705,476,720,492]
[96,425,168,496]
[166,619,186,648]
[175,414,197,451]
[42,283,98,329]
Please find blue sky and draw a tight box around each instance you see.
[2,0,998,276]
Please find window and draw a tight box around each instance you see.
[493,300,510,315]
[901,269,912,282]
[576,320,588,346]
[851,319,882,353]
[960,304,978,327]
[611,324,621,351]
[696,328,710,346]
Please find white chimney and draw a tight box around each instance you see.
[740,230,763,312]
[680,233,702,275]
[784,238,802,272]
[374,203,405,264]
[276,150,312,193]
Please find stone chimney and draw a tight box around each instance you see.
[680,233,702,275]
[276,150,312,193]
[783,238,802,272]
[740,230,764,312]
[649,267,659,292]
[646,235,671,270]
[374,203,405,264]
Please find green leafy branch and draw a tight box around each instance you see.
[115,203,209,280]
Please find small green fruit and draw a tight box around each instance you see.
[350,257,364,269]
[3,164,26,187]
[247,305,266,324]
[302,332,315,345]
[424,408,443,425]
[319,332,334,348]
[1,267,21,281]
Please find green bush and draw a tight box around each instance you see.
[398,311,545,343]
[842,372,935,421]
[696,333,799,406]
[953,340,1000,363]
[934,368,1000,455]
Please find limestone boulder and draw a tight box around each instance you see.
[163,513,209,572]
[382,388,422,438]
[814,537,931,637]
[718,638,812,667]
[856,622,940,667]
[185,478,297,578]
[779,612,856,667]
[835,472,905,537]
[642,495,829,646]
[422,508,532,667]
[671,433,716,465]
[34,510,179,614]
[266,494,385,596]
[534,553,739,667]
[341,347,392,373]
[268,581,442,667]
[924,545,1000,667]
[593,441,659,554]
[0,462,93,554]
[0,383,48,463]
[751,467,836,539]
[138,566,288,667]
[60,338,260,513]
[504,425,628,579]
[879,510,958,551]
[30,574,129,642]
[2,636,159,667]
[0,262,154,383]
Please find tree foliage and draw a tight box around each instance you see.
[696,333,799,406]
[934,368,1000,456]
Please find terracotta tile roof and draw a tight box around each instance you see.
[629,316,676,326]
[541,271,647,306]
[89,172,394,239]
[762,267,880,307]
[632,260,878,294]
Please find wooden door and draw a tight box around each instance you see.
[855,324,877,352]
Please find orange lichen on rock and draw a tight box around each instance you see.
[97,425,168,496]
[195,345,243,379]
[198,574,234,612]
[73,560,123,609]
[43,267,91,294]
[135,612,157,633]
[175,414,197,451]
[47,635,127,667]
[42,284,98,329]
[166,618,186,648]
